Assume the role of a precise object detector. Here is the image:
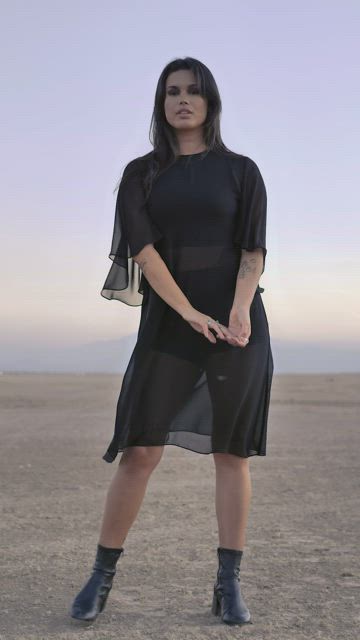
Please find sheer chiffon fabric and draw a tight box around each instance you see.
[101,149,274,461]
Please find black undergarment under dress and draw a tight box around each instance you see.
[100,148,274,461]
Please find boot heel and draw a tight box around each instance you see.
[99,590,110,613]
[211,590,220,616]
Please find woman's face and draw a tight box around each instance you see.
[164,69,208,132]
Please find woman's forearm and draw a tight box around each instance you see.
[231,249,264,310]
[134,244,193,318]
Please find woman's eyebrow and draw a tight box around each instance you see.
[166,83,198,89]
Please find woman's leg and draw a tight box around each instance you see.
[212,453,252,550]
[98,445,164,548]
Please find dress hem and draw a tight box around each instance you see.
[102,441,266,463]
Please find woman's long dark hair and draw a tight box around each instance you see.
[115,57,236,198]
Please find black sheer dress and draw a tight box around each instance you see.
[100,148,274,462]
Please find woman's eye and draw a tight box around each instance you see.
[167,88,200,95]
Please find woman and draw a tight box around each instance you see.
[70,56,274,627]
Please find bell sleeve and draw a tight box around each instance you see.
[100,158,163,306]
[234,156,268,275]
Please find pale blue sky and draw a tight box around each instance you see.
[1,1,359,373]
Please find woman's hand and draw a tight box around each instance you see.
[225,306,251,347]
[181,305,250,347]
[181,307,227,344]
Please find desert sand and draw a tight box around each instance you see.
[0,372,359,640]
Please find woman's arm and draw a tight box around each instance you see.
[134,244,229,344]
[134,244,192,318]
[231,248,264,311]
[134,244,248,347]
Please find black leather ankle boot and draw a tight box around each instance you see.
[70,543,124,621]
[211,547,251,625]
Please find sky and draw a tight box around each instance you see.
[1,0,359,373]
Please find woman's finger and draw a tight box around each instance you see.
[203,323,217,343]
[218,326,238,345]
[223,325,251,347]
[208,320,227,340]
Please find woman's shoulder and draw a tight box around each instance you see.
[219,148,261,172]
[119,151,154,181]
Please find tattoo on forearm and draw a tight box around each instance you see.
[237,257,257,280]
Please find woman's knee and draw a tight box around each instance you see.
[119,445,164,473]
[213,452,250,471]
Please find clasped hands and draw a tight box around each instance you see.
[182,305,251,348]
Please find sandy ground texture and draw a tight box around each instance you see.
[0,371,359,640]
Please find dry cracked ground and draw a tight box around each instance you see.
[0,372,359,640]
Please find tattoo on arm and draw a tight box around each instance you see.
[237,256,257,280]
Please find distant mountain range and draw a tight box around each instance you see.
[0,335,359,374]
